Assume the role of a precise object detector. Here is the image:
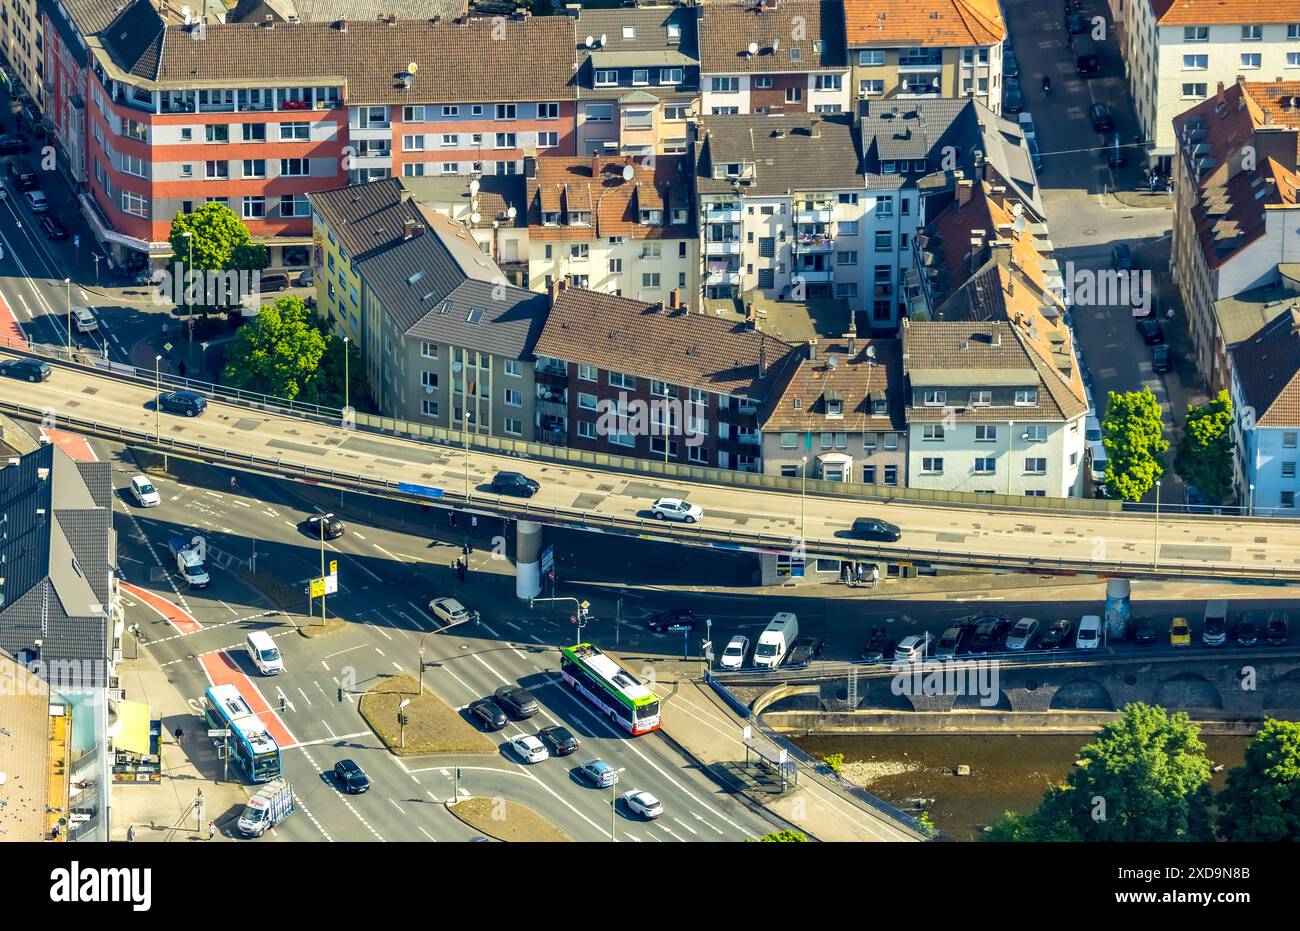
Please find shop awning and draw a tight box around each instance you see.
[110,700,151,756]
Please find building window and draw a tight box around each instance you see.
[404,106,427,121]
[280,195,310,217]
[785,87,802,103]
[660,68,683,85]
[122,190,148,217]
[632,69,649,85]
[642,273,661,288]
[205,124,229,143]
[1241,24,1262,41]
[243,196,266,219]
[922,457,944,474]
[242,159,266,178]
[814,74,842,91]
[1025,457,1048,474]
[1184,25,1208,41]
[1025,424,1048,442]
[537,132,558,149]
[781,464,799,478]
[837,251,858,266]
[538,102,559,119]
[1182,83,1208,98]
[780,432,798,449]
[609,371,636,389]
[711,77,739,93]
[281,121,310,141]
[1182,54,1208,70]
[280,158,310,177]
[578,392,598,411]
[1283,462,1297,478]
[1283,431,1298,448]
[504,360,522,377]
[859,79,885,96]
[874,231,892,251]
[205,160,229,179]
[594,70,618,87]
[421,400,439,417]
[974,457,996,474]
[578,421,597,439]
[923,390,946,406]
[839,220,859,235]
[922,424,945,441]
[664,104,689,122]
[495,104,517,120]
[586,103,613,122]
[578,364,597,382]
[884,465,898,485]
[504,389,522,407]
[858,49,885,66]
[422,371,439,389]
[1241,53,1262,69]
[1014,389,1038,406]
[494,133,517,149]
[754,76,774,89]
[862,465,876,483]
[422,342,439,358]
[970,390,991,406]
[975,424,997,442]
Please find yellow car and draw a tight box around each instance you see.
[1170,617,1192,646]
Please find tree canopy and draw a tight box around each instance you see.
[223,297,329,402]
[1217,718,1300,841]
[1175,390,1235,504]
[169,201,269,275]
[1103,388,1169,501]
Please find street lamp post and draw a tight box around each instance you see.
[154,354,164,469]
[1249,483,1256,517]
[799,455,808,548]
[342,335,350,410]
[93,254,101,287]
[64,278,71,360]
[183,231,194,354]
[609,767,627,842]
[1007,421,1014,496]
[1153,480,1162,569]
[319,519,327,626]
[398,698,411,751]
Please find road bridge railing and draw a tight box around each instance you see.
[3,395,1300,583]
[3,336,1288,521]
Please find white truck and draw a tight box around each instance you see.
[168,533,210,589]
[236,779,294,837]
[753,612,799,669]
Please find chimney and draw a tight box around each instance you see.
[992,240,1012,267]
[956,179,974,207]
[808,338,818,361]
[403,219,425,239]
[1264,107,1273,124]
[548,276,568,303]
[810,116,822,139]
[592,153,602,179]
[336,18,347,31]
[1217,80,1225,102]
[524,156,538,179]
[991,330,1001,347]
[669,287,682,310]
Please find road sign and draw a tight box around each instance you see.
[580,600,590,611]
[329,560,338,576]
[163,342,173,352]
[73,234,80,248]
[207,728,230,738]
[570,615,577,623]
[541,544,554,574]
[309,577,325,598]
[668,624,691,632]
[397,482,445,499]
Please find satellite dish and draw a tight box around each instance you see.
[469,179,480,195]
[452,361,463,373]
[748,42,759,56]
[471,212,481,224]
[772,38,780,51]
[827,355,839,368]
[585,35,594,47]
[408,62,419,74]
[507,206,517,219]
[181,5,191,21]
[492,219,499,228]
[622,164,635,181]
[865,345,877,361]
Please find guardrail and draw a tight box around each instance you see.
[4,334,1286,521]
[704,673,933,839]
[3,397,1300,582]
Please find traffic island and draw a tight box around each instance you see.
[445,797,571,842]
[359,675,494,755]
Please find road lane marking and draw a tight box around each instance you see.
[296,687,313,707]
[323,645,365,660]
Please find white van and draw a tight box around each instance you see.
[246,630,284,675]
[753,612,799,669]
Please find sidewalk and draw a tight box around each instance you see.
[112,645,248,842]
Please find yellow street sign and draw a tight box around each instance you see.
[310,577,326,597]
[330,560,338,576]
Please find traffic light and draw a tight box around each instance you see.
[398,712,409,726]
[278,696,286,713]
[528,597,535,609]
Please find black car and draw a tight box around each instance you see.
[333,759,370,794]
[1137,318,1164,345]
[469,698,508,731]
[1234,614,1258,646]
[494,684,539,719]
[850,517,902,542]
[39,216,68,241]
[0,133,28,154]
[490,470,540,497]
[646,608,697,633]
[1065,12,1086,33]
[786,637,823,667]
[860,625,897,662]
[1267,611,1289,645]
[1003,80,1024,114]
[968,617,1011,654]
[1151,343,1172,373]
[1110,243,1134,270]
[303,513,345,540]
[0,357,50,382]
[935,623,975,659]
[1039,618,1075,649]
[1133,617,1158,645]
[538,725,580,756]
[1090,103,1115,133]
[157,389,207,417]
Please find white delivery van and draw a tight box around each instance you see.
[753,612,799,668]
[246,630,284,675]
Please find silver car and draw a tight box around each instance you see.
[1005,617,1040,651]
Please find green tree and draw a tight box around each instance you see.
[822,753,844,775]
[1103,388,1169,501]
[752,830,808,842]
[1175,390,1235,504]
[985,703,1214,842]
[222,297,327,401]
[1217,718,1300,841]
[169,203,268,309]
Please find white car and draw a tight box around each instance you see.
[893,634,928,663]
[1076,615,1103,650]
[510,734,549,764]
[621,789,663,820]
[1005,617,1040,651]
[428,597,470,625]
[720,634,749,669]
[651,497,703,523]
[73,306,98,333]
[128,474,161,507]
[24,189,48,213]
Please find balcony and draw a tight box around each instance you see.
[737,400,758,416]
[793,267,833,283]
[898,74,943,96]
[705,206,741,223]
[796,207,832,224]
[705,240,741,256]
[707,268,741,286]
[736,431,761,446]
[794,233,834,254]
[535,359,568,377]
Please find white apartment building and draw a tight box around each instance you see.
[1228,306,1300,514]
[1123,0,1300,170]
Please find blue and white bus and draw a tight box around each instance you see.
[204,684,281,783]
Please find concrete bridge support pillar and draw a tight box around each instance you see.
[516,520,543,601]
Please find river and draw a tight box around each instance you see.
[793,733,1251,841]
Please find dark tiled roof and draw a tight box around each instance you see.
[1231,308,1300,427]
[61,0,136,35]
[698,0,847,73]
[761,339,905,431]
[0,446,112,679]
[402,175,528,230]
[574,6,698,57]
[150,18,577,103]
[527,155,692,241]
[228,0,468,23]
[1211,282,1300,349]
[695,112,862,195]
[309,178,546,358]
[100,0,166,79]
[535,288,800,400]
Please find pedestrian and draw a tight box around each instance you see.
[471,515,478,530]
[450,511,457,528]
[126,825,136,842]
[871,565,880,590]
[207,820,216,841]
[457,560,467,582]
[174,725,183,743]
[229,475,237,491]
[178,360,187,379]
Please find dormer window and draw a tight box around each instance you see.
[542,211,560,226]
[970,390,992,406]
[667,23,681,41]
[725,162,742,177]
[595,70,618,87]
[640,209,663,225]
[622,26,635,39]
[824,390,844,418]
[881,161,897,174]
[569,211,591,226]
[672,208,688,224]
[872,398,887,415]
[632,69,649,86]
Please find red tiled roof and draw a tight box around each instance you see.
[526,155,692,242]
[844,0,1005,47]
[1152,0,1300,25]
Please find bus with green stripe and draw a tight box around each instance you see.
[559,643,661,735]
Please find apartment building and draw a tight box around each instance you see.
[571,4,699,157]
[400,174,529,285]
[843,0,1005,115]
[693,112,865,305]
[760,336,907,485]
[1170,79,1300,391]
[698,0,850,116]
[1229,306,1300,513]
[526,154,696,305]
[532,284,799,471]
[906,178,1088,497]
[1122,0,1300,171]
[309,177,548,436]
[57,7,574,269]
[859,97,1044,334]
[6,0,43,108]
